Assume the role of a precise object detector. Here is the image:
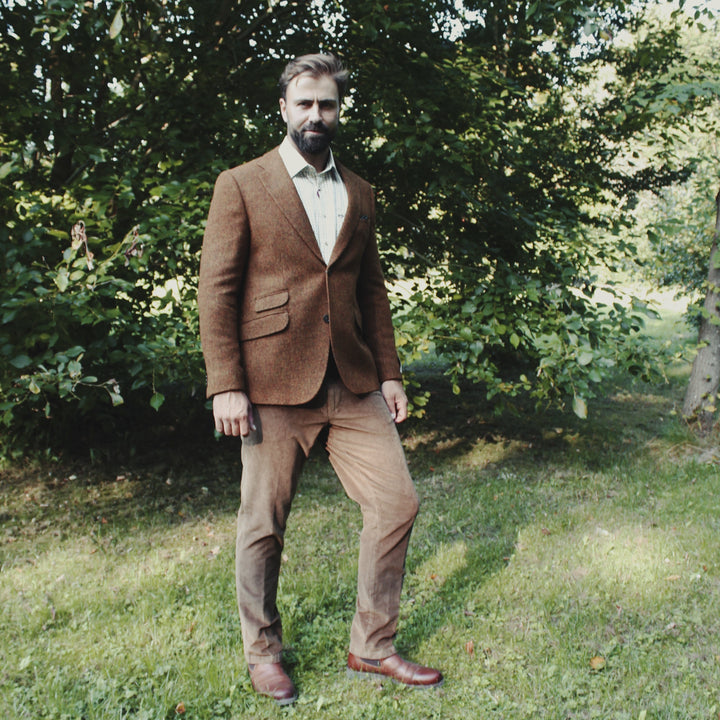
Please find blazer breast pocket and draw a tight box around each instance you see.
[240,289,289,341]
[253,289,289,313]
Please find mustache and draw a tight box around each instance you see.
[302,121,330,134]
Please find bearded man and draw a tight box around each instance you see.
[198,53,443,705]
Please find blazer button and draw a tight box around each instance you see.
[322,314,330,324]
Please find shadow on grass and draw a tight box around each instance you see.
[401,369,683,473]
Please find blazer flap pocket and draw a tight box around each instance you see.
[254,290,289,313]
[241,311,289,341]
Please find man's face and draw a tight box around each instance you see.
[280,72,340,157]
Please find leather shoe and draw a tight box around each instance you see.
[347,652,443,688]
[248,662,297,705]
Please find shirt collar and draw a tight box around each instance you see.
[279,135,339,178]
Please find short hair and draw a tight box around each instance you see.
[278,53,349,100]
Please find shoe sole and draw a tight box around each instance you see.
[346,668,444,689]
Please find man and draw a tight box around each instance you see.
[198,53,442,706]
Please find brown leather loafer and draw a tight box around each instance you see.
[248,662,297,705]
[347,652,444,688]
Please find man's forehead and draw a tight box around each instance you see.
[288,72,338,100]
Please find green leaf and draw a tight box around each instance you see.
[109,7,124,39]
[150,392,165,411]
[55,267,69,292]
[10,355,32,369]
[0,161,16,179]
[572,395,588,419]
[109,391,124,407]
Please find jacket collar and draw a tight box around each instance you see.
[257,145,363,267]
[278,136,341,180]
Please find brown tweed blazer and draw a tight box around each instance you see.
[198,146,402,404]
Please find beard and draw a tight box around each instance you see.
[290,121,336,155]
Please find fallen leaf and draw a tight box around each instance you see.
[666,575,681,582]
[589,655,606,671]
[465,640,475,656]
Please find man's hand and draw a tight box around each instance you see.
[213,390,256,437]
[381,379,408,424]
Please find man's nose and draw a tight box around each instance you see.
[308,102,321,122]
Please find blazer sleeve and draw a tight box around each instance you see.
[198,169,250,398]
[355,201,403,383]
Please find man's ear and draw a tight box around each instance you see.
[279,97,287,123]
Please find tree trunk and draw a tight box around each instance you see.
[682,187,720,435]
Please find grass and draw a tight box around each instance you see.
[2,312,720,719]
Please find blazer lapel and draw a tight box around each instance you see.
[328,163,362,267]
[257,148,324,263]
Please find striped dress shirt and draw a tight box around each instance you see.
[279,136,348,264]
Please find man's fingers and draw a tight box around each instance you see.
[381,380,408,424]
[212,391,255,436]
[392,394,408,424]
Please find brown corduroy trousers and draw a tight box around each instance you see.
[236,379,419,665]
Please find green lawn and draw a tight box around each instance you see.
[2,333,719,718]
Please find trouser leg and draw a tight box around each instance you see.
[324,383,419,659]
[236,404,323,664]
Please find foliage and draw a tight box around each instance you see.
[642,156,720,331]
[1,0,719,452]
[637,10,720,322]
[353,0,719,415]
[0,0,227,448]
[2,359,720,718]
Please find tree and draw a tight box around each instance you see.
[343,0,718,414]
[638,4,720,305]
[1,0,717,452]
[682,188,720,433]
[631,6,720,432]
[0,0,314,448]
